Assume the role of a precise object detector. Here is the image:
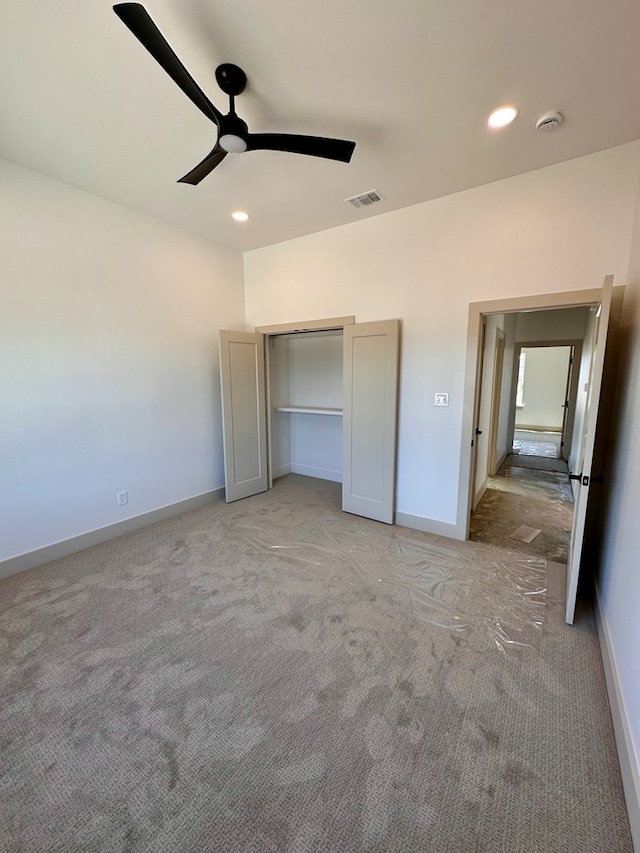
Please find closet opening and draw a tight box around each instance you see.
[219,316,400,524]
[266,328,344,493]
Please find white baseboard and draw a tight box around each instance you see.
[396,511,464,540]
[595,590,640,851]
[290,463,342,483]
[514,425,562,434]
[272,464,292,479]
[0,488,225,580]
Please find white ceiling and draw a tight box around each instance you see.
[3,0,640,253]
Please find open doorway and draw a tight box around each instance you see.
[459,279,620,624]
[469,309,591,564]
[511,343,579,463]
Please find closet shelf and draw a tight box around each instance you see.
[274,405,343,416]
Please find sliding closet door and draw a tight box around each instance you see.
[219,331,268,502]
[343,320,399,523]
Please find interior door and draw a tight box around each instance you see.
[342,319,399,523]
[470,317,488,510]
[565,276,613,624]
[219,330,268,502]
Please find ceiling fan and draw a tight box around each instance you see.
[113,3,356,185]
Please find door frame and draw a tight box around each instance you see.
[457,287,605,539]
[255,316,355,335]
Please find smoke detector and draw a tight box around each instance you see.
[536,110,564,132]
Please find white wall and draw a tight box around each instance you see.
[515,306,589,343]
[289,333,342,482]
[244,142,640,527]
[515,346,571,431]
[0,159,245,563]
[288,332,343,409]
[596,182,640,845]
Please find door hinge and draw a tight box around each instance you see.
[475,428,483,436]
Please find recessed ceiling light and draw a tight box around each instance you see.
[231,210,250,222]
[488,106,519,128]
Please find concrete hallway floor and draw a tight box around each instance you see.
[469,461,574,564]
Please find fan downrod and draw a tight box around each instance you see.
[215,64,247,97]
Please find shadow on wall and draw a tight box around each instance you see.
[590,285,636,587]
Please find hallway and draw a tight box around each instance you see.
[469,460,575,564]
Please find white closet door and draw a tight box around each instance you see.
[342,320,399,523]
[219,331,268,502]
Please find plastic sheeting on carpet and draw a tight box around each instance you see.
[512,439,559,457]
[261,514,546,656]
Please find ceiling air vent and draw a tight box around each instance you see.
[345,189,385,209]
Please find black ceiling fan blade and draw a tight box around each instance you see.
[245,133,356,163]
[178,146,228,185]
[113,3,223,126]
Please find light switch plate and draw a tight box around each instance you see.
[435,393,449,407]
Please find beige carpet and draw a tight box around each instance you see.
[0,475,632,851]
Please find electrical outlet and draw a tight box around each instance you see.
[117,491,128,507]
[434,393,449,407]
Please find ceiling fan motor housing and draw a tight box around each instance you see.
[219,114,249,152]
